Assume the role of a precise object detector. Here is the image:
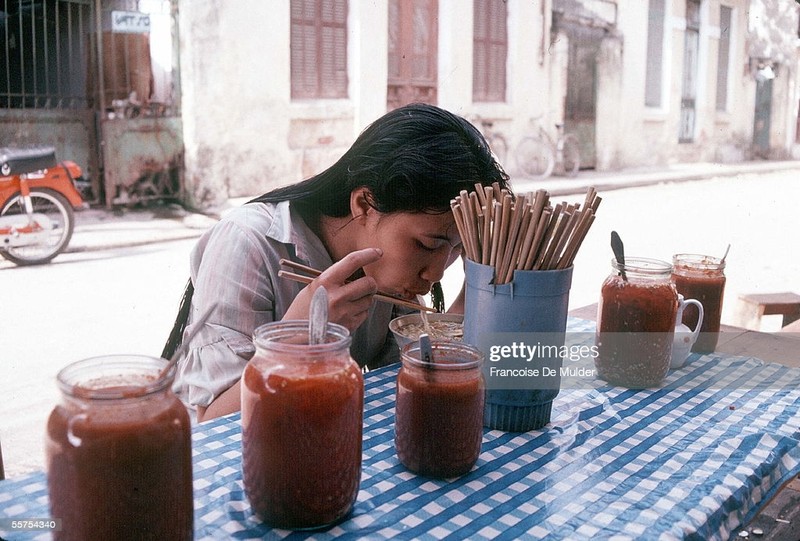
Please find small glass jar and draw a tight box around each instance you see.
[395,341,485,478]
[672,254,726,353]
[45,355,193,541]
[241,321,363,530]
[595,258,679,388]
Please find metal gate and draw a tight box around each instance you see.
[0,0,182,208]
[93,0,182,207]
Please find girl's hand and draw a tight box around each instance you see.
[283,248,382,331]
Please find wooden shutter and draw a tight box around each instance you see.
[291,0,348,99]
[473,0,507,103]
[387,0,438,109]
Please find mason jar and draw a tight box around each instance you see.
[45,355,193,541]
[595,258,679,388]
[672,253,726,353]
[241,321,363,529]
[395,340,485,478]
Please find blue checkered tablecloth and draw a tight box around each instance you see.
[2,318,800,540]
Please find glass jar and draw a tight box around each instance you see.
[45,355,193,541]
[672,253,726,353]
[595,258,679,388]
[241,321,363,530]
[395,341,485,478]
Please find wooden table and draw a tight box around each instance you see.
[570,304,800,540]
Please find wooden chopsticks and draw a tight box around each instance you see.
[278,259,437,313]
[451,184,601,284]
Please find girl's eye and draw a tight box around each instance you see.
[416,239,439,252]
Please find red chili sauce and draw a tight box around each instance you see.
[395,361,484,478]
[673,265,725,353]
[46,378,193,541]
[241,358,363,529]
[595,275,678,388]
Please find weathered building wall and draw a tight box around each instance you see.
[177,0,799,205]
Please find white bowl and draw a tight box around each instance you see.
[389,313,464,349]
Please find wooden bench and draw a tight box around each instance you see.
[735,292,800,331]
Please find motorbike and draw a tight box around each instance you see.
[0,147,88,266]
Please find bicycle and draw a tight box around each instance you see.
[474,116,509,165]
[515,120,581,180]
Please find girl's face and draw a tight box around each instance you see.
[361,211,462,300]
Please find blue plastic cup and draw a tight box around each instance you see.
[463,259,573,431]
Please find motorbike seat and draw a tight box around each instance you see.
[0,147,58,177]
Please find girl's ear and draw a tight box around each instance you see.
[349,187,373,223]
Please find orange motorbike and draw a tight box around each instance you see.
[0,147,87,265]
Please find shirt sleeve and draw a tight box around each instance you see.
[173,215,278,408]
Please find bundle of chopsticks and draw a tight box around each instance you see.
[277,259,437,312]
[451,184,601,284]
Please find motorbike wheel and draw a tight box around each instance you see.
[1,188,75,266]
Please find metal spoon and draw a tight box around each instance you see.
[611,230,627,281]
[419,333,433,365]
[309,286,329,345]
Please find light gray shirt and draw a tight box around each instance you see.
[173,201,403,408]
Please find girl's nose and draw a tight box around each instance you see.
[420,246,458,283]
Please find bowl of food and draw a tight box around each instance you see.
[389,313,464,349]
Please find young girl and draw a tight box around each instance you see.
[170,103,510,421]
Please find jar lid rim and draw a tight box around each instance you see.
[57,355,173,400]
[401,340,484,370]
[610,257,672,274]
[672,253,726,269]
[253,320,352,351]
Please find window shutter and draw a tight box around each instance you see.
[291,0,348,99]
[473,0,507,102]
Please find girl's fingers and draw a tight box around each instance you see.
[321,248,383,285]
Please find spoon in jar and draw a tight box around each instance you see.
[419,333,434,365]
[611,230,627,281]
[158,302,219,381]
[721,243,731,264]
[309,286,329,345]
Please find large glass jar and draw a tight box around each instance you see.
[672,253,726,353]
[45,355,193,541]
[395,341,484,478]
[595,258,679,388]
[241,321,363,529]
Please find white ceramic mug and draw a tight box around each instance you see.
[670,294,705,369]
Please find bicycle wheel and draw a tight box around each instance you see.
[515,137,555,180]
[558,134,581,177]
[1,188,74,265]
[486,133,509,166]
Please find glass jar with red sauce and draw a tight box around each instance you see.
[241,321,363,530]
[395,341,484,478]
[672,253,726,353]
[595,258,679,388]
[45,355,193,541]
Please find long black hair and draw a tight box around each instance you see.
[163,104,509,360]
[250,103,510,215]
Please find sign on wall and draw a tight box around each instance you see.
[111,11,151,34]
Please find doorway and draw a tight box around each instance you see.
[753,75,773,158]
[561,24,604,170]
[387,0,438,110]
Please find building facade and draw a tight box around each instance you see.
[2,1,798,208]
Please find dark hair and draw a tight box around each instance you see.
[250,103,510,215]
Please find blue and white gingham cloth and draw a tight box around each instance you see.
[2,318,800,540]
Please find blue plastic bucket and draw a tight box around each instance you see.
[463,259,573,431]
